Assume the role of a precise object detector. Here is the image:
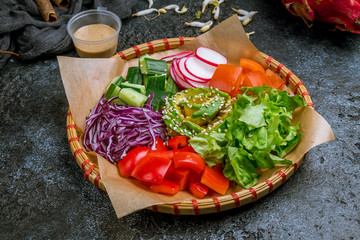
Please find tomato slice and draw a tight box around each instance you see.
[150,180,180,195]
[243,71,272,87]
[175,145,196,153]
[239,58,265,74]
[165,166,191,190]
[131,154,172,183]
[201,165,229,195]
[155,137,168,151]
[118,147,151,177]
[189,182,209,199]
[167,136,189,150]
[265,69,285,89]
[173,152,206,174]
[209,64,244,94]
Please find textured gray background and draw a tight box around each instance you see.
[1,0,359,239]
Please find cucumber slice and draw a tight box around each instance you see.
[146,88,169,111]
[139,54,151,75]
[126,67,143,85]
[147,75,166,91]
[165,75,179,95]
[105,76,125,92]
[119,88,148,107]
[120,82,146,94]
[104,84,121,99]
[145,59,168,75]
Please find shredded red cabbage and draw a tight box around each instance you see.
[83,95,168,163]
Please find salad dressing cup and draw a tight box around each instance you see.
[67,8,121,58]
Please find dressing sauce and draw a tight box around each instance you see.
[73,24,117,58]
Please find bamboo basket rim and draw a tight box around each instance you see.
[66,37,313,215]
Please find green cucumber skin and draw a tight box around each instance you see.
[119,88,148,107]
[147,75,166,91]
[165,75,179,95]
[126,67,143,85]
[144,59,168,75]
[105,84,121,99]
[120,82,146,94]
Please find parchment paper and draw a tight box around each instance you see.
[58,15,335,218]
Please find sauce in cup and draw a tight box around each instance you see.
[67,9,121,58]
[73,24,117,58]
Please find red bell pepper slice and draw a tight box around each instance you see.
[155,137,168,151]
[201,165,229,195]
[167,136,189,150]
[189,170,202,184]
[150,180,180,195]
[131,153,172,183]
[147,149,174,161]
[173,152,206,174]
[189,182,209,199]
[165,166,191,190]
[118,147,151,177]
[175,145,195,153]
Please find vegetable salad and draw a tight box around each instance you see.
[83,47,305,198]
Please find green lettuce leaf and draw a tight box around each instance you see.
[189,133,227,167]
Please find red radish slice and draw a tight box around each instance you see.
[187,78,210,88]
[185,56,217,80]
[160,51,193,62]
[171,60,193,89]
[178,57,209,83]
[195,47,227,67]
[170,65,187,89]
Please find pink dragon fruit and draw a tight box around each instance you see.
[282,0,360,34]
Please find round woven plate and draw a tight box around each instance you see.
[66,37,314,215]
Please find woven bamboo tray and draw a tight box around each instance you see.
[66,37,314,215]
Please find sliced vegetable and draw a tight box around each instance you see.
[239,58,265,74]
[118,147,151,177]
[189,182,209,199]
[147,74,166,90]
[150,180,180,195]
[131,154,172,183]
[119,88,148,107]
[155,137,168,151]
[265,69,285,89]
[167,136,189,150]
[195,47,227,67]
[243,71,272,87]
[147,149,174,161]
[160,51,193,62]
[105,76,125,92]
[120,82,146,94]
[164,75,179,95]
[104,83,121,99]
[162,88,233,137]
[126,66,143,85]
[184,56,217,80]
[83,97,167,163]
[209,64,244,95]
[141,58,168,75]
[173,152,206,174]
[201,165,229,195]
[165,167,191,190]
[175,145,196,153]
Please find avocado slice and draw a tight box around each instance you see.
[162,88,233,137]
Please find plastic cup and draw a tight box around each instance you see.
[67,8,121,58]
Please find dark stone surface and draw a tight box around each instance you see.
[1,0,359,239]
